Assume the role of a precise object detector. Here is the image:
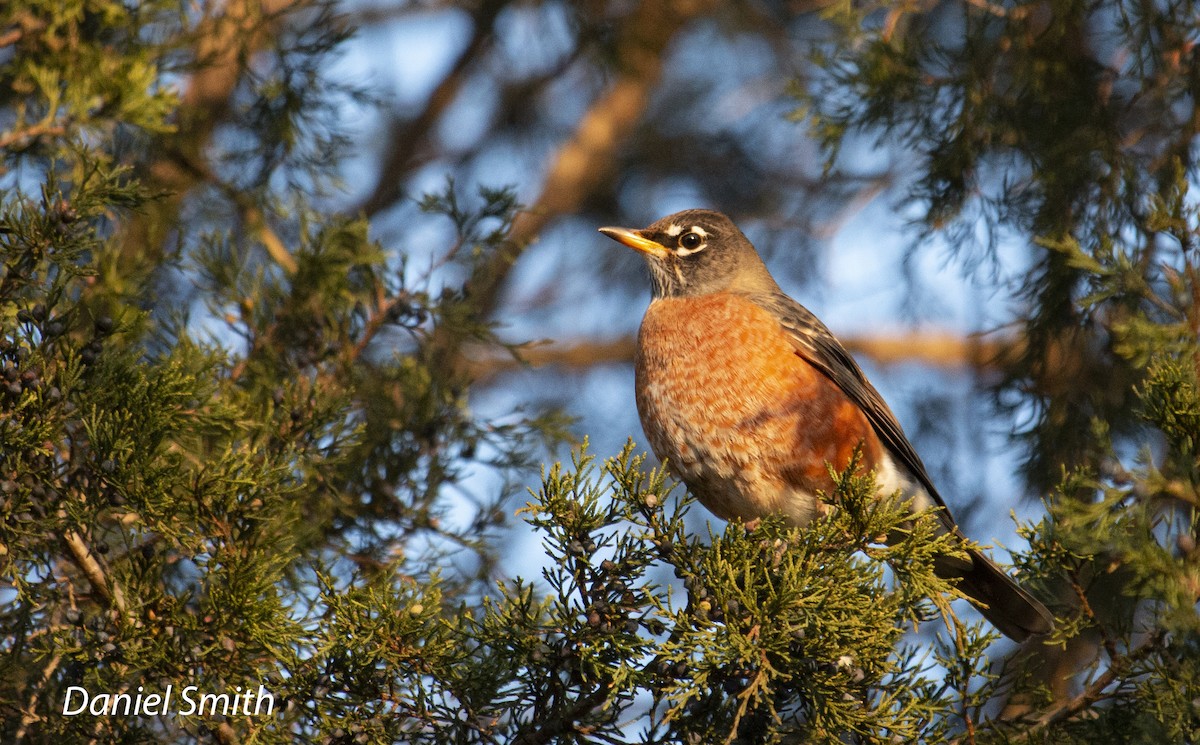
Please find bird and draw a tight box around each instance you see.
[599,208,1054,642]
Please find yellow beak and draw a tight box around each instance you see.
[598,226,670,259]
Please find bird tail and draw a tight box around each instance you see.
[935,549,1054,642]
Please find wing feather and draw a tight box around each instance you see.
[745,291,1054,639]
[749,290,961,534]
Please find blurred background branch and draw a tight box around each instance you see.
[4,0,1200,741]
[465,329,1023,383]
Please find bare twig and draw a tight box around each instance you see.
[357,0,508,217]
[212,722,241,745]
[1019,631,1164,737]
[511,684,614,745]
[0,26,24,47]
[0,122,67,150]
[62,529,127,615]
[113,0,299,281]
[1067,566,1119,663]
[0,13,46,49]
[240,202,298,275]
[14,653,61,742]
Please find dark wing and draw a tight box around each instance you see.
[749,290,961,535]
[750,291,1055,640]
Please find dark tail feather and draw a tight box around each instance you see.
[935,549,1054,642]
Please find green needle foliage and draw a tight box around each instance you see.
[472,445,990,744]
[803,0,1200,742]
[3,0,1200,743]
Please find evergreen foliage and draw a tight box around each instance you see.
[803,0,1200,741]
[1,0,1198,743]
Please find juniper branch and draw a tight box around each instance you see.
[61,529,126,616]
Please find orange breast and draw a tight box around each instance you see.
[635,292,882,526]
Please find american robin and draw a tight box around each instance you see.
[599,209,1053,642]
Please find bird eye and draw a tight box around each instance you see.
[679,232,704,251]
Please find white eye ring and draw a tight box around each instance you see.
[676,231,706,255]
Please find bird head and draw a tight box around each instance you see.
[599,209,778,299]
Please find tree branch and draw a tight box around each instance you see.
[62,529,127,615]
[1013,630,1164,738]
[472,0,723,312]
[356,0,509,217]
[112,0,299,283]
[14,653,60,742]
[425,0,719,379]
[0,122,66,150]
[465,330,1021,383]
